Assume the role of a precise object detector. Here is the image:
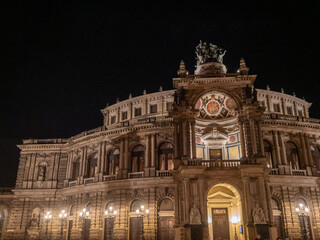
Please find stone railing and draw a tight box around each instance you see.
[0,187,13,193]
[103,175,116,181]
[269,168,279,175]
[156,170,172,177]
[83,177,95,184]
[187,159,240,168]
[291,169,307,176]
[128,172,144,179]
[68,180,77,187]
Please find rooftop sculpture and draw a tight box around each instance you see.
[195,40,226,67]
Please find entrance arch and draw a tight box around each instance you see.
[207,183,244,240]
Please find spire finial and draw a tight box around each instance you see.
[143,89,146,95]
[266,85,270,90]
[129,93,132,99]
[177,60,188,77]
[159,86,163,92]
[281,88,284,93]
[239,58,249,75]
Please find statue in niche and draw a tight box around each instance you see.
[190,204,201,224]
[38,164,46,181]
[252,203,266,224]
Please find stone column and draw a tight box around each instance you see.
[257,121,265,156]
[250,120,258,155]
[174,123,179,159]
[183,178,190,224]
[191,121,197,159]
[119,139,124,179]
[299,133,309,168]
[305,134,314,166]
[145,134,150,170]
[278,131,287,165]
[150,134,156,177]
[272,131,281,166]
[239,121,246,158]
[124,137,129,178]
[182,121,187,157]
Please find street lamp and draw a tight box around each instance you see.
[231,214,240,240]
[105,206,117,240]
[59,210,68,240]
[79,208,90,240]
[44,211,52,240]
[135,205,149,240]
[295,203,310,240]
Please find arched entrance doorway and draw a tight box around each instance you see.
[207,183,244,240]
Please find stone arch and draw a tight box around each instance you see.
[192,89,241,111]
[131,144,145,172]
[158,142,174,171]
[0,203,10,240]
[285,140,301,169]
[206,182,244,240]
[263,139,275,168]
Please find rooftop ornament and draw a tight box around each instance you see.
[194,40,227,75]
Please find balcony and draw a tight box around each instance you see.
[156,170,173,177]
[187,159,241,168]
[128,172,144,179]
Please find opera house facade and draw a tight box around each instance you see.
[1,42,320,240]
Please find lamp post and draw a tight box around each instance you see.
[59,210,68,240]
[231,215,240,240]
[79,208,90,240]
[44,211,52,240]
[295,203,310,240]
[135,205,149,240]
[104,206,117,240]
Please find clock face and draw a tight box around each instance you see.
[195,91,237,120]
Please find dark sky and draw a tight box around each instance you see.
[1,1,320,187]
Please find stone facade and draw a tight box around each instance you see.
[1,54,320,240]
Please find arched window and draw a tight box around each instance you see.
[264,140,274,168]
[158,198,174,211]
[158,198,174,240]
[108,149,119,175]
[69,205,74,216]
[285,141,301,169]
[38,161,47,181]
[72,158,80,181]
[86,203,92,213]
[87,152,98,178]
[130,200,142,212]
[131,145,145,173]
[296,198,312,239]
[271,198,284,238]
[158,142,174,171]
[311,145,320,170]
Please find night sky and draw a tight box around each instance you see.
[1,1,320,187]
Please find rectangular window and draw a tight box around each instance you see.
[286,106,293,115]
[166,102,173,111]
[273,103,281,113]
[110,116,116,124]
[259,101,265,108]
[134,107,142,117]
[150,104,157,114]
[298,110,303,117]
[121,111,127,120]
